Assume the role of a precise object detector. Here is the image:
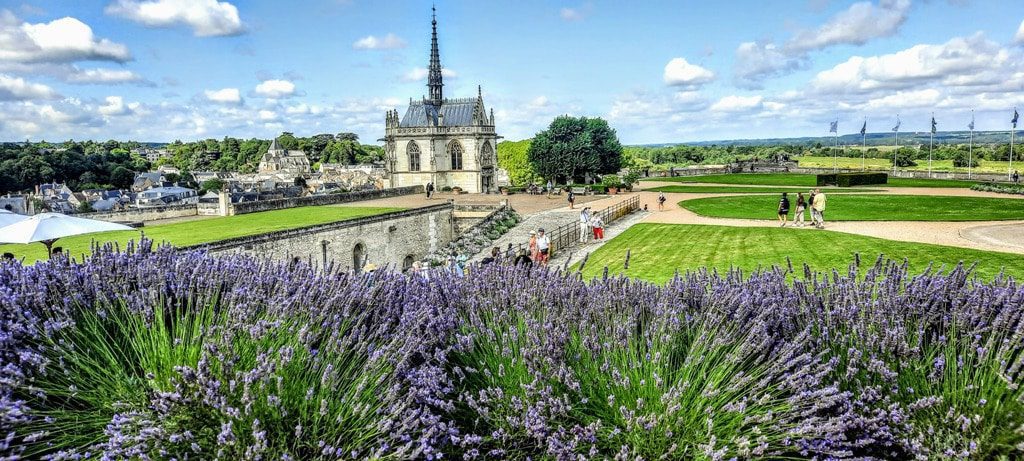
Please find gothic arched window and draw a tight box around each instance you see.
[407,141,421,172]
[448,141,464,170]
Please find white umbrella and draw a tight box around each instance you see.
[0,209,28,228]
[0,212,136,256]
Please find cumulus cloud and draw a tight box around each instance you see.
[98,95,139,116]
[0,11,131,63]
[710,95,764,112]
[352,33,406,50]
[254,79,296,98]
[401,67,457,82]
[787,0,911,53]
[0,73,59,100]
[733,0,910,87]
[733,41,806,89]
[663,58,715,88]
[1017,19,1024,44]
[862,89,941,111]
[105,0,245,37]
[204,87,241,104]
[811,33,1015,94]
[66,68,145,84]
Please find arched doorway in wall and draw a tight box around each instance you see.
[353,242,365,271]
[402,255,415,272]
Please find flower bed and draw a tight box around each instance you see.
[2,247,1023,459]
[426,207,519,265]
[971,182,1024,195]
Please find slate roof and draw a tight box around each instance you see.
[400,99,479,128]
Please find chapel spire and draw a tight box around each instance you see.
[427,5,443,105]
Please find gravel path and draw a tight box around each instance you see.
[635,182,1024,255]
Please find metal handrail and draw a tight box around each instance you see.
[546,195,639,256]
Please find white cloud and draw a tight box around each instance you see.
[710,95,763,112]
[352,33,406,50]
[0,11,131,63]
[862,89,941,111]
[0,74,59,100]
[204,87,241,104]
[105,0,245,37]
[257,109,277,121]
[401,67,457,82]
[663,58,715,88]
[733,0,910,87]
[787,0,911,53]
[559,3,592,21]
[811,33,1015,94]
[733,41,805,89]
[66,68,144,84]
[1016,19,1024,44]
[98,95,139,116]
[254,79,295,98]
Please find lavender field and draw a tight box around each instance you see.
[2,245,1023,460]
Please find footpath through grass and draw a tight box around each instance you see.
[646,185,877,194]
[578,223,1024,283]
[0,205,401,263]
[680,194,1024,221]
[646,173,977,188]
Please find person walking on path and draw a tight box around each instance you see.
[807,189,818,227]
[579,207,591,244]
[590,214,604,241]
[657,192,666,211]
[513,248,532,267]
[536,228,551,266]
[426,182,434,199]
[1015,170,1020,184]
[528,230,540,263]
[546,179,553,196]
[812,188,827,229]
[794,192,807,228]
[567,189,576,209]
[777,193,790,227]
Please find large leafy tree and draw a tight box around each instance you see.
[496,139,536,186]
[527,116,623,184]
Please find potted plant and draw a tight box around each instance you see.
[622,171,641,192]
[602,174,622,195]
[500,186,510,195]
[452,186,463,195]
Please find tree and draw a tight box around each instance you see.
[110,166,135,189]
[953,149,980,168]
[77,201,95,213]
[201,178,226,193]
[164,173,181,185]
[497,139,536,186]
[527,116,623,184]
[893,147,918,167]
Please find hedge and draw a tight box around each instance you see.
[817,172,888,187]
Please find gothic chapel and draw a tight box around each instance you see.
[383,7,499,193]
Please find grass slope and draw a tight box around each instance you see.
[578,223,1024,283]
[679,194,1024,221]
[1,205,401,262]
[645,173,977,188]
[646,185,876,194]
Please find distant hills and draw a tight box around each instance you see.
[639,131,1018,148]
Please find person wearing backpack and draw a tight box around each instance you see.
[777,192,790,227]
[657,192,666,211]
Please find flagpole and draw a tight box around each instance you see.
[928,113,934,178]
[834,129,838,173]
[862,118,867,171]
[893,115,899,176]
[1012,108,1017,181]
[969,110,974,180]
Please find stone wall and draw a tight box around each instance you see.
[83,204,197,223]
[185,204,455,271]
[230,186,423,215]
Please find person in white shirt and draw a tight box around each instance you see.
[579,207,591,243]
[590,214,604,241]
[536,228,551,266]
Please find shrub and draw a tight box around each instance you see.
[3,247,1024,459]
[971,182,1024,195]
[817,172,888,187]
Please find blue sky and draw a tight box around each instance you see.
[0,0,1022,144]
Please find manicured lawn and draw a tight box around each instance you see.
[646,185,876,194]
[645,173,977,188]
[799,155,1014,174]
[578,223,1024,283]
[680,194,1024,221]
[0,205,402,263]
